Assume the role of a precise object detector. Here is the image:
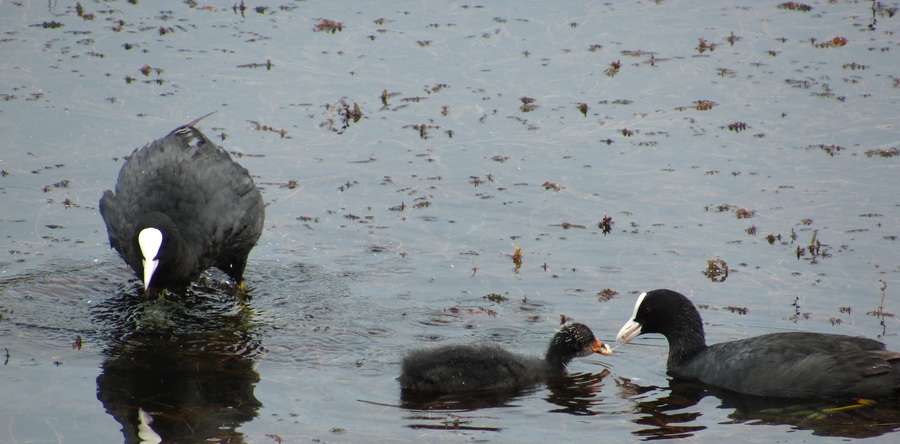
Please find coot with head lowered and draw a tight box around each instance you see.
[617,289,900,398]
[100,113,265,293]
[400,321,611,394]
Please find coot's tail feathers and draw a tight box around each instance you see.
[170,111,217,136]
[811,335,900,398]
[850,349,900,397]
[169,111,218,149]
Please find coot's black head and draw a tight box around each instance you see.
[546,322,612,369]
[616,289,706,347]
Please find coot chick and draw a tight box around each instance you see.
[100,113,265,292]
[617,289,900,398]
[399,322,612,394]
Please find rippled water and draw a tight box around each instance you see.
[1,0,899,442]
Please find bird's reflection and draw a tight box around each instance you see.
[618,377,900,439]
[399,384,534,412]
[94,285,263,443]
[399,369,614,432]
[544,369,613,415]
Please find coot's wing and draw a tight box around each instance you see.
[677,332,900,398]
[183,130,265,279]
[99,188,137,270]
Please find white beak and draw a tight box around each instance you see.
[142,257,159,291]
[138,228,163,290]
[617,319,642,344]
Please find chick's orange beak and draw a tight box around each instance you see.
[592,338,613,355]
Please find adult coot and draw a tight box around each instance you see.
[617,289,900,398]
[99,113,265,293]
[399,322,612,394]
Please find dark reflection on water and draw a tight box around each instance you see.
[620,378,900,440]
[618,378,709,440]
[400,369,614,431]
[400,384,537,413]
[544,369,614,415]
[93,285,264,443]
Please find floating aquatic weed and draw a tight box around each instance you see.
[598,216,613,235]
[403,123,438,140]
[236,59,273,70]
[597,289,618,302]
[864,147,900,158]
[812,36,848,48]
[703,259,729,283]
[724,306,748,315]
[314,18,344,33]
[510,243,522,270]
[778,2,813,11]
[519,96,538,112]
[322,100,362,134]
[484,293,507,303]
[604,60,621,77]
[542,181,562,191]
[697,38,716,53]
[735,208,755,219]
[805,144,843,156]
[727,122,747,132]
[249,120,287,138]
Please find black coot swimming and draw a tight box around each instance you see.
[617,289,900,398]
[399,322,612,394]
[99,113,265,293]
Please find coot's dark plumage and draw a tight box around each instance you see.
[617,289,900,398]
[400,322,611,394]
[99,113,265,292]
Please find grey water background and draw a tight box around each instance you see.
[1,0,899,442]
